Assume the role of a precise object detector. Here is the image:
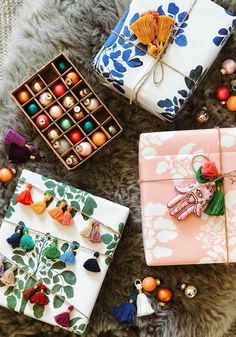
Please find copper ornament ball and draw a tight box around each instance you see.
[66,154,80,166]
[0,167,15,183]
[17,89,31,104]
[156,287,173,305]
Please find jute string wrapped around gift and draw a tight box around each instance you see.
[111,0,199,103]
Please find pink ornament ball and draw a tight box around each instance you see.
[75,141,93,157]
[221,59,236,75]
[49,104,63,119]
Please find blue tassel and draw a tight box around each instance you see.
[83,252,101,272]
[60,242,79,265]
[7,225,24,248]
[112,294,137,324]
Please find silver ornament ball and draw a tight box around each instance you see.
[181,283,197,298]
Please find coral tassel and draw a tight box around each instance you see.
[7,225,24,248]
[156,16,176,52]
[90,221,102,243]
[19,227,35,251]
[30,284,49,306]
[130,14,157,45]
[135,279,154,317]
[31,194,52,214]
[112,294,137,324]
[60,242,79,265]
[0,256,5,277]
[23,282,42,299]
[43,237,61,259]
[60,205,74,226]
[48,201,66,222]
[16,184,33,205]
[0,267,16,286]
[83,252,101,272]
[54,305,74,328]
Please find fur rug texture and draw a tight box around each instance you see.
[1,0,236,337]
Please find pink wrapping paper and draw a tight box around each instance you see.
[139,128,236,266]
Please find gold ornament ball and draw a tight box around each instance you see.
[0,167,15,183]
[30,79,44,93]
[62,95,76,109]
[47,128,61,141]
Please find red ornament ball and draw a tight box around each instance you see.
[52,82,67,97]
[36,114,50,129]
[157,287,173,303]
[69,129,83,144]
[215,85,230,101]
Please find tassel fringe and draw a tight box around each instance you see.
[83,252,101,272]
[135,279,154,317]
[31,194,52,214]
[16,184,33,205]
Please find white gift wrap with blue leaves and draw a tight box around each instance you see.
[0,170,129,335]
[92,0,236,122]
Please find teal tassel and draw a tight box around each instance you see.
[19,227,35,250]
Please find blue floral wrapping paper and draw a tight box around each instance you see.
[92,0,236,122]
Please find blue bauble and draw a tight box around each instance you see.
[56,60,70,73]
[82,120,95,134]
[27,102,40,116]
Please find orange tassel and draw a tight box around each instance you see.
[130,14,157,45]
[16,184,33,205]
[156,16,176,52]
[48,201,66,222]
[60,205,74,226]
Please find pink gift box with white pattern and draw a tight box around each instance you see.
[139,128,236,266]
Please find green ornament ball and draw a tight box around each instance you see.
[56,60,70,73]
[27,102,40,116]
[82,120,95,134]
[60,118,73,131]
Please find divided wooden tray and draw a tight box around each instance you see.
[11,53,123,170]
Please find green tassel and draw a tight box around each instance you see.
[19,227,35,250]
[204,180,224,216]
[43,237,60,259]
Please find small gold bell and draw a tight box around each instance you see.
[196,107,209,124]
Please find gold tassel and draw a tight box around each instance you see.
[130,14,157,45]
[31,194,52,214]
[80,221,94,238]
[156,16,176,52]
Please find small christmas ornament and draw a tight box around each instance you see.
[226,96,236,112]
[72,106,85,121]
[60,242,79,265]
[81,120,95,134]
[76,141,93,157]
[48,201,67,222]
[47,128,61,141]
[53,139,71,154]
[0,266,16,286]
[16,184,33,205]
[215,85,230,102]
[0,256,5,277]
[43,237,61,259]
[83,98,100,111]
[39,92,53,107]
[52,82,67,97]
[30,79,44,93]
[65,72,79,86]
[220,59,236,75]
[7,225,24,248]
[23,282,42,299]
[60,205,74,226]
[69,129,83,144]
[83,251,101,272]
[79,88,90,98]
[230,79,236,92]
[180,283,198,298]
[0,167,15,183]
[8,144,39,164]
[26,102,40,116]
[112,294,137,324]
[156,287,173,306]
[36,114,50,129]
[91,131,107,147]
[19,227,35,251]
[66,154,80,167]
[31,194,52,214]
[142,277,161,292]
[196,106,209,124]
[135,279,154,317]
[30,284,49,306]
[62,95,76,109]
[54,305,74,328]
[49,105,63,119]
[107,125,118,136]
[17,89,31,104]
[56,59,70,73]
[60,117,73,131]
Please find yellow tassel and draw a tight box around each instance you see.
[156,16,176,52]
[130,14,157,45]
[31,194,52,214]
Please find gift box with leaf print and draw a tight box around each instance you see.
[139,128,236,266]
[92,0,236,122]
[0,169,129,335]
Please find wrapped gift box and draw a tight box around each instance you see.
[0,170,129,334]
[92,0,236,122]
[139,128,236,266]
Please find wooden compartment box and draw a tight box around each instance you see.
[11,53,123,170]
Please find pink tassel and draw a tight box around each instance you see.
[3,128,37,153]
[54,305,74,328]
[90,221,102,243]
[0,266,16,286]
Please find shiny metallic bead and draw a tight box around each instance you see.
[181,283,197,298]
[108,125,118,136]
[196,107,209,124]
